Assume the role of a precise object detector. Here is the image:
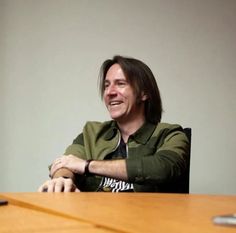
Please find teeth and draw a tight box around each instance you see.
[110,101,121,106]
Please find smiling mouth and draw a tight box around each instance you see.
[109,101,122,106]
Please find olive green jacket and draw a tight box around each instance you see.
[64,121,190,192]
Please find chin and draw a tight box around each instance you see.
[110,113,123,121]
[110,115,120,120]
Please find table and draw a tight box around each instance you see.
[0,193,236,233]
[0,203,112,233]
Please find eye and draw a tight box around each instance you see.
[104,81,110,89]
[117,81,127,87]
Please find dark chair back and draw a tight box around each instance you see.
[182,127,192,193]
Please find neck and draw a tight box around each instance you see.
[117,115,145,143]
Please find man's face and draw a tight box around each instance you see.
[103,64,145,123]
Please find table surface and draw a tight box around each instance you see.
[1,192,236,233]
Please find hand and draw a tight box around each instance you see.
[37,177,80,192]
[50,155,86,177]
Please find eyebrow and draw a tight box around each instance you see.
[104,78,127,83]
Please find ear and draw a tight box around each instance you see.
[141,91,148,101]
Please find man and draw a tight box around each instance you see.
[38,55,189,193]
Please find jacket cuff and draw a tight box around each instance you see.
[126,158,144,183]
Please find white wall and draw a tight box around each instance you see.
[1,0,236,194]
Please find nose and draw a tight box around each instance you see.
[105,84,117,96]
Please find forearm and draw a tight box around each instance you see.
[126,150,187,184]
[50,155,128,181]
[89,159,128,181]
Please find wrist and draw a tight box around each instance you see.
[84,159,93,176]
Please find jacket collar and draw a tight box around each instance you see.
[103,121,119,140]
[130,121,157,144]
[104,121,157,144]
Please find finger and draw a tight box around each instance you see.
[47,180,56,192]
[54,158,60,164]
[54,182,64,193]
[75,188,81,192]
[56,155,68,163]
[38,180,50,192]
[54,177,65,193]
[50,164,62,177]
[38,184,45,192]
[50,164,57,177]
[52,156,65,169]
[64,178,75,192]
[53,155,64,162]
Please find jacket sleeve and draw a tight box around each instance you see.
[64,133,87,160]
[126,127,190,185]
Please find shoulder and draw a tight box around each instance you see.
[84,120,114,130]
[82,120,116,136]
[154,122,189,146]
[155,122,183,132]
[154,122,183,134]
[70,120,116,147]
[153,122,187,141]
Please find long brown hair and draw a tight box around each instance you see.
[99,55,163,124]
